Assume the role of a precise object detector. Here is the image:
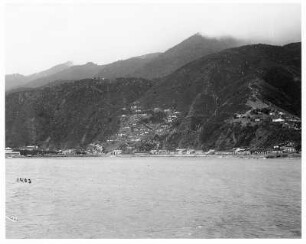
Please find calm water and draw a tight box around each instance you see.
[6,156,301,238]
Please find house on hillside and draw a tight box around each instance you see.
[24,145,38,151]
[272,118,285,123]
[280,146,296,153]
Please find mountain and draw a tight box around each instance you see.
[27,61,74,80]
[21,62,103,89]
[5,73,27,91]
[5,78,154,148]
[5,42,301,151]
[94,53,161,79]
[5,61,73,91]
[6,33,243,91]
[127,34,244,79]
[138,42,301,149]
[6,54,160,91]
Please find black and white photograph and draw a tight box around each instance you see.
[2,0,303,240]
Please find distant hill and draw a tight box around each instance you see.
[24,62,103,89]
[5,42,301,150]
[95,53,161,79]
[6,33,243,90]
[5,54,161,91]
[5,73,27,91]
[5,61,73,91]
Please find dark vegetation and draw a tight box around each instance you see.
[5,41,301,151]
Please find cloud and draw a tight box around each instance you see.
[5,3,301,75]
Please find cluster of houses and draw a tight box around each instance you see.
[107,144,297,156]
[5,142,298,158]
[5,145,41,157]
[105,104,181,150]
[5,147,21,157]
[232,109,301,130]
[5,104,299,158]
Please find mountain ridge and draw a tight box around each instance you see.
[6,33,244,91]
[5,42,301,151]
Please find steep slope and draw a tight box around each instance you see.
[6,78,153,148]
[138,43,301,150]
[129,33,244,79]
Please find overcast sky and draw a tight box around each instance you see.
[5,3,301,75]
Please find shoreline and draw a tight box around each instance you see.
[6,153,301,160]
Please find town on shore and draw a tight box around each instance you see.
[5,143,300,159]
[5,102,300,159]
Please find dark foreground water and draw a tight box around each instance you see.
[6,156,301,238]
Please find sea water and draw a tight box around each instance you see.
[6,156,301,238]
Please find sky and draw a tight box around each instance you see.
[5,2,301,75]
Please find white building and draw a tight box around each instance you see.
[5,148,20,157]
[272,118,285,123]
[112,150,122,155]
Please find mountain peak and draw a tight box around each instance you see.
[85,62,97,66]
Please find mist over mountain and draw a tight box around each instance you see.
[6,33,244,91]
[128,34,244,79]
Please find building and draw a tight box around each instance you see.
[5,148,20,157]
[112,150,122,155]
[194,150,204,155]
[21,145,39,151]
[205,149,215,155]
[150,150,158,155]
[281,146,296,153]
[176,148,187,154]
[233,148,250,155]
[62,149,76,155]
[158,150,169,155]
[186,149,195,154]
[272,118,285,123]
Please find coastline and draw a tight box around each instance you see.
[5,153,301,160]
